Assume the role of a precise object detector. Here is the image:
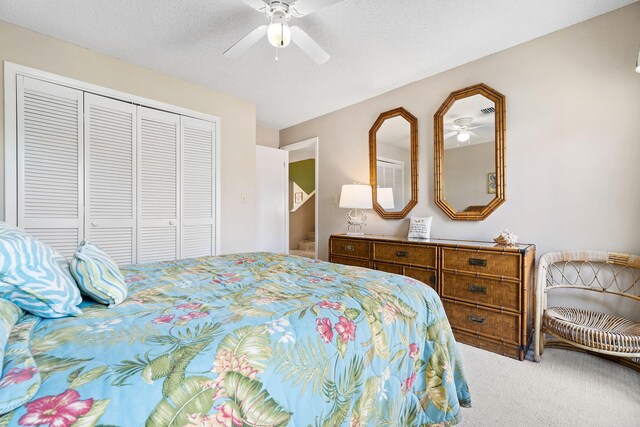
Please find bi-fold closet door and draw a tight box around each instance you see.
[84,93,137,264]
[16,76,216,264]
[137,107,180,263]
[17,77,84,257]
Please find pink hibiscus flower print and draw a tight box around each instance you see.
[214,402,242,427]
[315,318,333,343]
[409,343,419,359]
[221,273,242,283]
[151,314,175,324]
[335,316,356,343]
[235,257,256,265]
[176,302,203,311]
[19,389,93,427]
[402,373,416,392]
[318,300,341,310]
[178,311,210,322]
[0,367,38,388]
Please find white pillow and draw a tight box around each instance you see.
[407,216,433,239]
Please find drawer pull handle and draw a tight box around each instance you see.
[469,258,487,267]
[468,284,487,294]
[396,250,409,258]
[468,315,486,324]
[344,245,355,252]
[429,275,437,286]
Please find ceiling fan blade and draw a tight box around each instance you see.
[468,124,492,130]
[238,0,269,12]
[291,0,344,17]
[444,131,458,139]
[291,26,330,64]
[223,25,268,58]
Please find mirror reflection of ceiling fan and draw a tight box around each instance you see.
[444,117,491,145]
[224,0,344,65]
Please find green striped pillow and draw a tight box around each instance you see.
[69,241,127,307]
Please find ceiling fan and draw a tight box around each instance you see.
[444,117,491,144]
[224,0,344,65]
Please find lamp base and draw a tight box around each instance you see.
[345,208,367,236]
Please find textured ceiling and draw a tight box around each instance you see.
[0,0,635,129]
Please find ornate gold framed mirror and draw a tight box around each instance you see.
[369,107,418,219]
[434,83,505,221]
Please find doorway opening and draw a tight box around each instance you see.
[282,138,318,259]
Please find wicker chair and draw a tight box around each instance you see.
[534,250,640,369]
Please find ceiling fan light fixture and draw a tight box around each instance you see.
[456,130,470,143]
[267,11,292,48]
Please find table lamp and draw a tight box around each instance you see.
[339,184,372,236]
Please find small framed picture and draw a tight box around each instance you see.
[487,172,496,194]
[294,192,303,203]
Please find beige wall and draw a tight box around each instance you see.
[281,3,640,261]
[256,125,280,148]
[0,21,257,254]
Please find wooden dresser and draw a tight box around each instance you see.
[329,234,536,360]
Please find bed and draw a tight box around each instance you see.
[0,252,471,426]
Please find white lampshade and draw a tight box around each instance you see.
[377,187,395,209]
[339,184,373,209]
[267,22,292,48]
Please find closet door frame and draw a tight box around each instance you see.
[4,62,221,255]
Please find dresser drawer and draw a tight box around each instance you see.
[330,238,370,259]
[442,248,520,280]
[374,263,437,289]
[404,267,437,289]
[331,256,371,269]
[453,329,523,360]
[440,272,520,312]
[374,262,403,275]
[373,242,436,268]
[443,300,520,344]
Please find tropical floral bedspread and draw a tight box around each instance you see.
[1,252,470,427]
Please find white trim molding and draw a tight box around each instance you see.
[282,137,319,259]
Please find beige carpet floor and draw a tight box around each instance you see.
[456,344,640,426]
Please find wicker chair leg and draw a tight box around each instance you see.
[534,292,543,362]
[534,328,541,362]
[534,329,545,362]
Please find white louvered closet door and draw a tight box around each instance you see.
[181,117,216,258]
[84,94,137,264]
[137,107,180,263]
[17,77,83,258]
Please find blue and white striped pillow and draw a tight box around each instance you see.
[0,223,82,318]
[69,240,127,307]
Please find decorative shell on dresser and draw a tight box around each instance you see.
[494,229,519,246]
